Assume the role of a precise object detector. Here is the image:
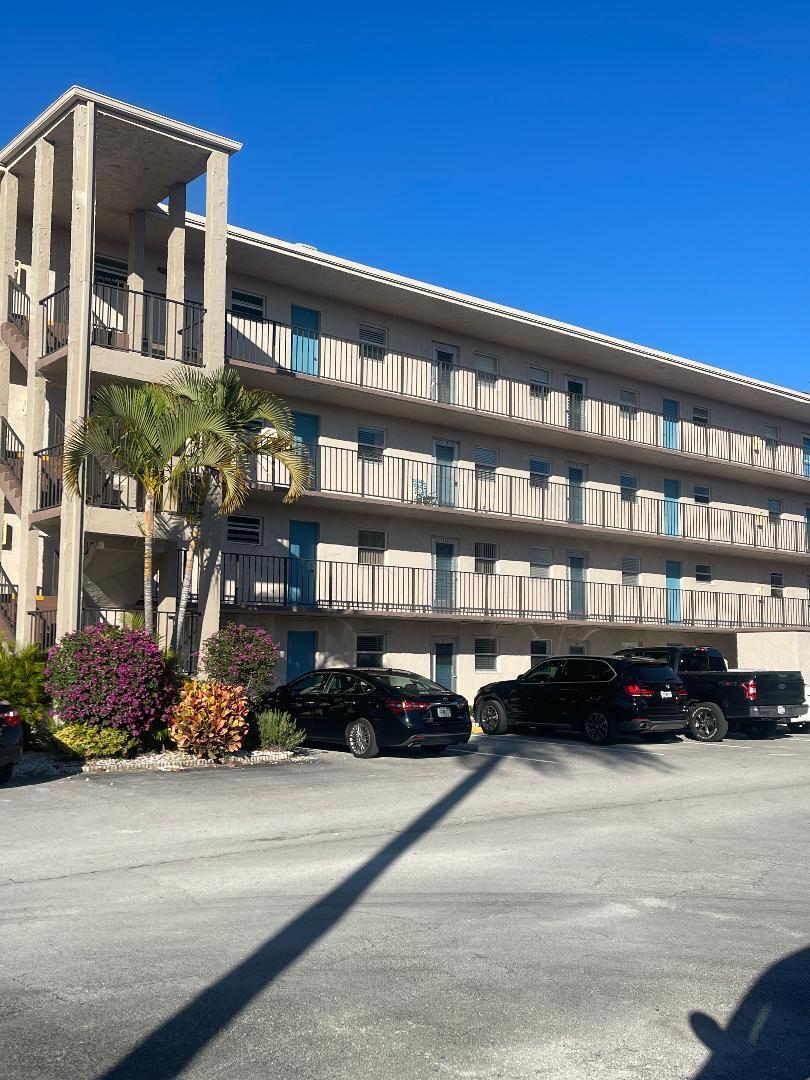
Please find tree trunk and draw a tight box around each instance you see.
[174,524,199,654]
[143,491,155,635]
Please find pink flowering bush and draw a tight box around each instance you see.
[201,624,280,709]
[44,625,176,737]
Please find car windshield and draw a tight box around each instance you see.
[624,662,678,684]
[371,672,448,694]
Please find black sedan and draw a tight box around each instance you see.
[0,699,23,783]
[474,655,688,745]
[268,668,472,758]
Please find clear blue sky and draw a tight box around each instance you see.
[5,2,809,389]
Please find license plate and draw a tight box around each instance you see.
[778,705,785,715]
[659,690,673,699]
[436,706,451,718]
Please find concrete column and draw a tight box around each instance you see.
[166,182,186,308]
[56,102,96,640]
[202,150,228,371]
[127,209,145,352]
[0,170,19,415]
[17,140,54,644]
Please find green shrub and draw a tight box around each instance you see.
[201,624,280,709]
[256,709,305,752]
[0,642,50,749]
[170,680,249,760]
[51,722,139,760]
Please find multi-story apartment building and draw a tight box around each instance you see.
[2,87,810,700]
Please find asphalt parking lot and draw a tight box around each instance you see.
[2,728,809,1079]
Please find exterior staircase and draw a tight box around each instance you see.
[0,418,24,516]
[0,277,30,368]
[0,565,18,641]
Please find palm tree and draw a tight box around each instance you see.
[164,367,310,651]
[63,382,234,635]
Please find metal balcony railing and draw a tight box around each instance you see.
[41,286,69,356]
[0,417,24,489]
[260,444,810,557]
[7,277,30,338]
[92,284,204,366]
[34,444,63,510]
[28,609,57,652]
[81,607,200,674]
[224,312,810,482]
[220,554,810,631]
[0,565,18,634]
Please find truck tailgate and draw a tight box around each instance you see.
[751,671,804,705]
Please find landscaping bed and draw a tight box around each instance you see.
[15,747,316,779]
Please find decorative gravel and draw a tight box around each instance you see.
[14,749,315,778]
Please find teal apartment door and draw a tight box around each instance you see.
[434,441,457,507]
[291,305,319,375]
[567,378,586,431]
[293,411,319,489]
[568,553,587,618]
[663,399,680,450]
[666,561,682,624]
[289,521,318,606]
[433,539,456,609]
[286,630,317,682]
[433,642,455,690]
[568,466,585,524]
[664,479,681,536]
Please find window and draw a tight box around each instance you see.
[770,573,784,599]
[529,547,552,579]
[525,658,564,682]
[226,515,262,545]
[693,484,711,505]
[764,425,779,448]
[474,353,498,387]
[568,643,589,656]
[531,640,550,664]
[692,406,710,427]
[619,389,639,417]
[358,426,385,462]
[94,254,128,289]
[475,447,497,482]
[621,557,640,587]
[529,457,551,487]
[356,634,385,667]
[530,366,550,398]
[288,672,329,696]
[230,289,265,319]
[359,323,387,362]
[474,638,497,671]
[474,542,497,575]
[767,498,782,522]
[566,658,613,681]
[327,672,373,695]
[620,473,638,499]
[695,564,712,584]
[358,529,386,565]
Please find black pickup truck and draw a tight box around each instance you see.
[613,646,807,742]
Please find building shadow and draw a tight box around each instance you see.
[96,751,502,1079]
[690,946,810,1079]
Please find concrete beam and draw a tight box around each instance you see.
[202,149,228,370]
[17,139,54,644]
[166,182,186,308]
[56,102,96,640]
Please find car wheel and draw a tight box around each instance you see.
[420,744,449,756]
[746,720,779,739]
[346,719,380,759]
[583,709,615,746]
[688,702,728,742]
[478,699,509,735]
[0,763,13,785]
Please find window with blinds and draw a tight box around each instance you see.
[475,447,497,482]
[474,542,497,575]
[359,323,387,362]
[619,388,639,418]
[475,638,497,671]
[226,515,262,545]
[531,639,550,664]
[530,366,550,398]
[621,556,640,587]
[620,473,638,499]
[529,547,552,579]
[356,634,384,667]
[94,254,128,289]
[693,484,711,505]
[358,529,386,565]
[530,457,551,486]
[358,427,385,462]
[230,289,265,319]
[770,572,784,598]
[474,353,498,387]
[695,564,712,583]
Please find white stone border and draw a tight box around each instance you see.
[80,749,315,773]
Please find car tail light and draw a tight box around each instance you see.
[742,679,757,702]
[385,699,431,713]
[624,684,653,698]
[675,686,687,698]
[2,709,20,726]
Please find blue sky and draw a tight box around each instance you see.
[5,2,809,388]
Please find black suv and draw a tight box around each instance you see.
[266,668,472,758]
[474,655,688,745]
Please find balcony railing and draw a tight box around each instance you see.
[0,417,24,488]
[92,284,204,366]
[224,313,810,482]
[41,286,70,356]
[0,565,18,634]
[260,444,810,557]
[29,608,57,652]
[81,607,200,674]
[34,444,63,510]
[220,554,810,631]
[7,277,30,338]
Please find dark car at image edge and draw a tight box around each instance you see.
[0,699,23,783]
[267,668,472,758]
[474,655,688,745]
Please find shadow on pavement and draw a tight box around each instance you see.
[96,751,502,1079]
[690,946,810,1079]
